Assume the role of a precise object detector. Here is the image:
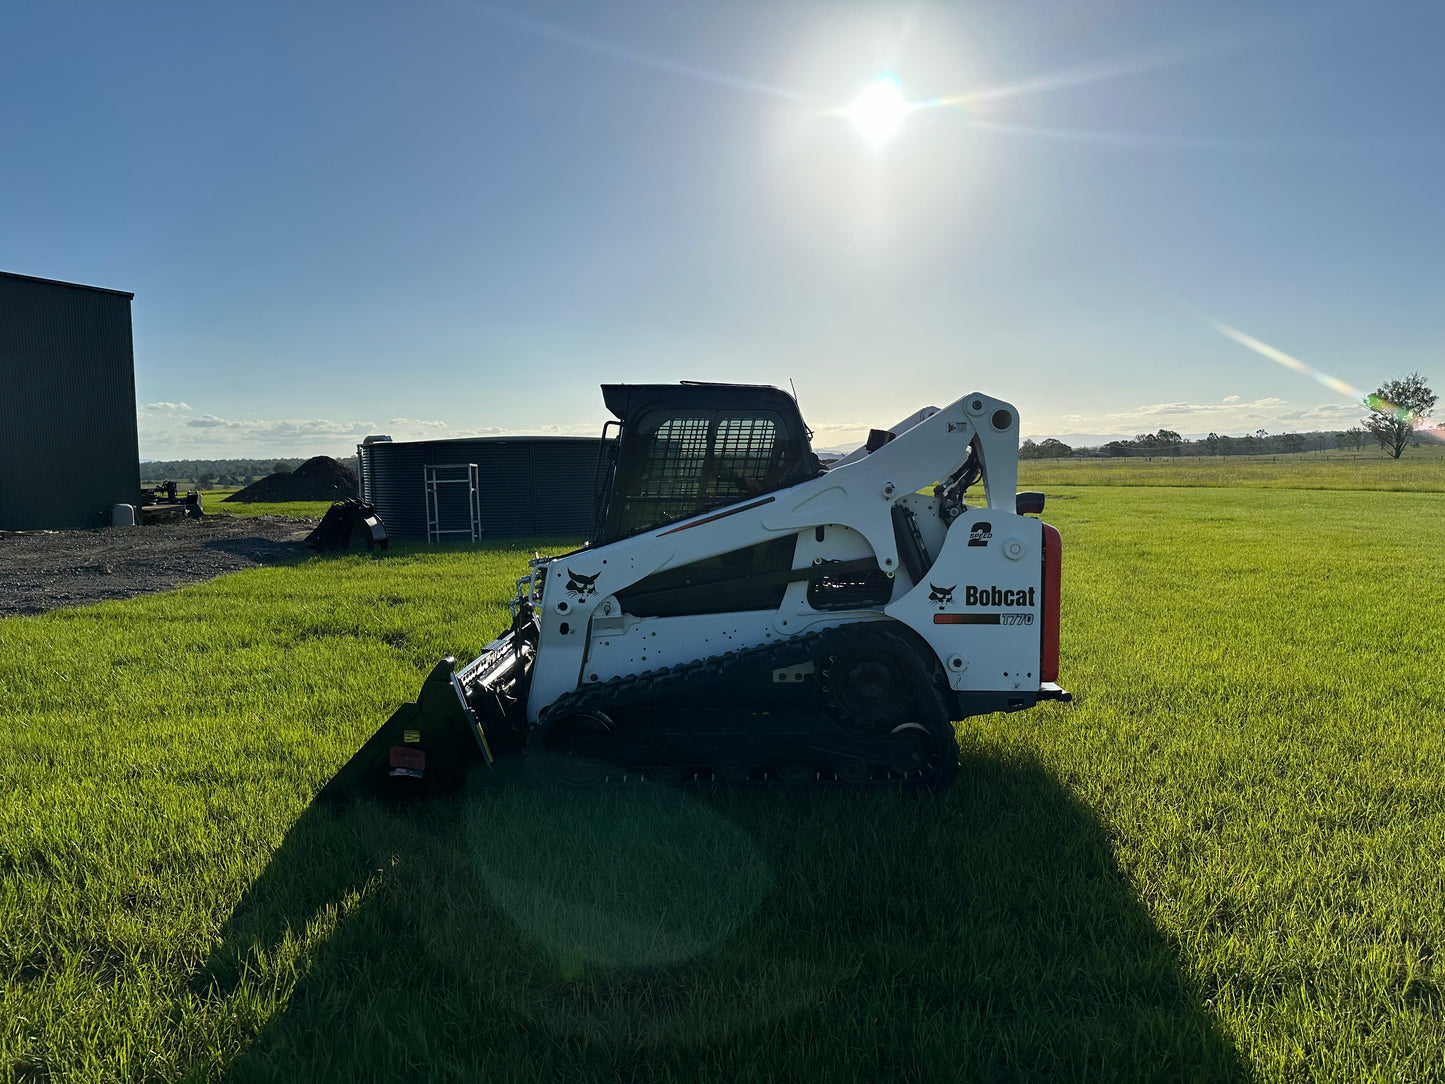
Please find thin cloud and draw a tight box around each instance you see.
[138,411,614,457]
[1275,404,1365,422]
[1073,396,1367,435]
[182,416,377,437]
[1104,397,1286,421]
[809,420,876,433]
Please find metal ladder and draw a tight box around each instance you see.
[423,463,482,543]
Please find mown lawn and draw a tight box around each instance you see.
[1018,444,1445,490]
[200,490,334,519]
[2,484,1443,1081]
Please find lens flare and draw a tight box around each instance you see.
[1211,321,1360,398]
[1211,320,1439,437]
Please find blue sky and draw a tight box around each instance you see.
[3,0,1440,457]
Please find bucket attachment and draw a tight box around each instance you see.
[319,657,491,804]
[307,499,388,553]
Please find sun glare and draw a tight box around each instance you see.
[844,75,910,145]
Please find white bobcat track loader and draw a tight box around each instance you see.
[322,383,1068,799]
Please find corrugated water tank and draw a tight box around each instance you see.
[357,435,609,542]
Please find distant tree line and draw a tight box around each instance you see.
[139,458,305,488]
[1020,426,1424,459]
[1023,373,1438,460]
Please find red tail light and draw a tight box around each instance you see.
[1040,523,1062,683]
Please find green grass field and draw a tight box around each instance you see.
[3,469,1444,1080]
[200,490,334,518]
[1018,444,1444,490]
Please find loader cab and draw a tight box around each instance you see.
[592,382,819,545]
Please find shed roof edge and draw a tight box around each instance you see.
[0,270,135,299]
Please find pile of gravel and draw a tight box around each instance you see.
[224,456,358,503]
[0,516,318,617]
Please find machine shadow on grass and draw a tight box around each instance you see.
[193,755,1250,1082]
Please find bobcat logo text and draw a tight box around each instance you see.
[964,585,1036,607]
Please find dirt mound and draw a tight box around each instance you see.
[224,456,359,503]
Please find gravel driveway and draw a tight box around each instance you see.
[0,515,319,617]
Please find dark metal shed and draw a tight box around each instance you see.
[0,271,140,531]
[357,435,609,542]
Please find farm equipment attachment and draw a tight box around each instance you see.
[321,382,1068,801]
[306,498,388,553]
[139,481,204,523]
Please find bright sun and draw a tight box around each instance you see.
[844,76,910,144]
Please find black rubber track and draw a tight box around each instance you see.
[532,621,960,791]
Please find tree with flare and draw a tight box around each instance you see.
[1363,373,1437,459]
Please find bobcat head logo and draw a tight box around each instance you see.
[929,583,956,607]
[565,568,600,596]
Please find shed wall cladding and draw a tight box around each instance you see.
[359,436,609,541]
[0,272,140,530]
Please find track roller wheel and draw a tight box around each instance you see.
[530,711,614,785]
[821,649,912,731]
[712,761,752,785]
[886,722,940,781]
[647,763,691,785]
[775,762,819,785]
[834,757,873,783]
[817,625,959,791]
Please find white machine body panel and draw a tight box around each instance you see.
[524,392,1046,722]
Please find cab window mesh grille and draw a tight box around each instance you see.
[616,412,782,535]
[704,417,778,499]
[636,416,711,498]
